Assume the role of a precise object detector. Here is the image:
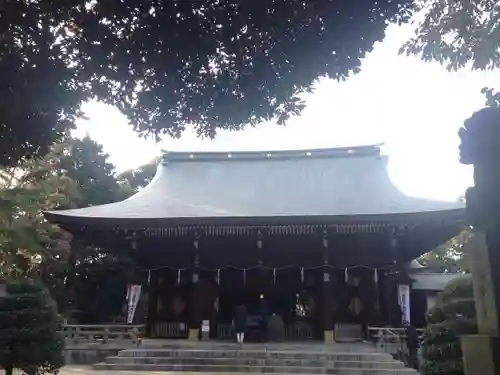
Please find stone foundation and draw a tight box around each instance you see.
[462,335,500,375]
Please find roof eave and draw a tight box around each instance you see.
[44,208,466,229]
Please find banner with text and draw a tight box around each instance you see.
[397,284,411,324]
[126,284,142,324]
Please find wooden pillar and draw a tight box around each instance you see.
[210,277,220,339]
[373,268,382,326]
[256,230,264,295]
[188,233,201,341]
[385,232,402,327]
[322,229,334,343]
[322,269,334,343]
[145,270,155,337]
[382,275,394,327]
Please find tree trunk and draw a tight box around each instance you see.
[5,364,13,375]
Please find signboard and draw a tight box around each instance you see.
[201,320,210,333]
[397,284,411,324]
[126,284,142,324]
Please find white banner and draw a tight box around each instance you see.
[397,284,411,324]
[127,284,142,324]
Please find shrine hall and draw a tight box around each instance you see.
[44,145,465,342]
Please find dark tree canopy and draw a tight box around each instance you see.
[400,0,500,71]
[1,0,414,165]
[0,5,83,167]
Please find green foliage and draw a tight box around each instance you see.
[0,133,132,321]
[118,158,158,193]
[420,276,476,375]
[57,136,125,207]
[52,136,142,322]
[70,254,137,324]
[400,1,500,71]
[0,0,415,166]
[419,230,473,273]
[0,139,78,277]
[0,278,64,375]
[481,87,500,108]
[0,132,154,323]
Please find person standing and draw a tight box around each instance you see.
[259,295,269,342]
[234,304,247,344]
[404,321,419,370]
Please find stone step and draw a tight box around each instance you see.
[93,362,418,374]
[118,349,395,362]
[136,342,390,354]
[104,356,406,369]
[139,343,379,352]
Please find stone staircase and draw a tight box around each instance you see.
[94,342,418,374]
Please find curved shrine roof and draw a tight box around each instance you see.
[44,145,464,225]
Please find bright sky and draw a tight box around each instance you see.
[74,23,499,203]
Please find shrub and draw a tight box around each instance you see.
[0,279,64,375]
[419,276,476,375]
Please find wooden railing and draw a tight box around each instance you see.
[216,323,314,341]
[217,323,233,339]
[61,324,144,346]
[151,322,189,339]
[368,326,424,369]
[285,323,313,341]
[367,326,424,355]
[367,326,424,342]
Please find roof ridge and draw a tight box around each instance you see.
[160,144,384,162]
